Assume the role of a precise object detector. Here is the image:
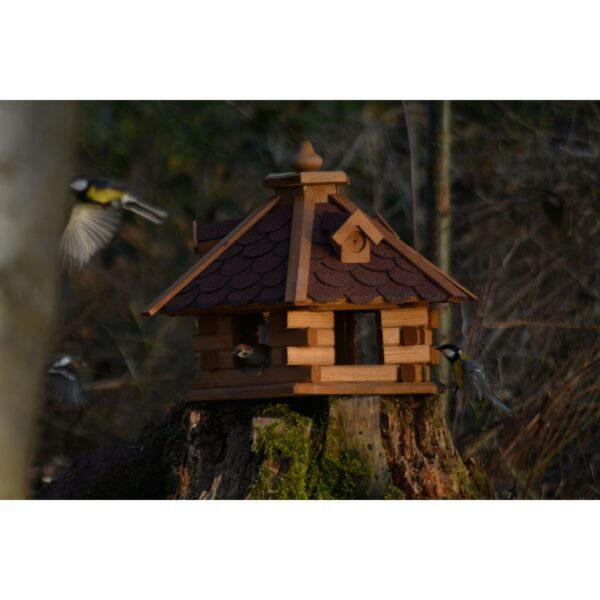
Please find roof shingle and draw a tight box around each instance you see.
[160,196,463,313]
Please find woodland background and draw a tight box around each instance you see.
[32,101,600,499]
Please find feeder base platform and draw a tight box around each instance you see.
[186,382,438,401]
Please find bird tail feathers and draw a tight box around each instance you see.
[486,392,513,417]
[121,193,169,224]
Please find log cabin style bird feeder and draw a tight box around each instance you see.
[144,141,476,401]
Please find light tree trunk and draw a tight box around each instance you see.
[0,101,77,498]
[432,101,453,412]
[403,101,422,253]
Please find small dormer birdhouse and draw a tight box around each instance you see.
[144,141,476,401]
[328,208,383,263]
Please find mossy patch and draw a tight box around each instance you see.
[248,405,312,499]
[383,485,406,499]
[307,451,371,499]
[247,403,373,499]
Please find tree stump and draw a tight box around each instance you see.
[39,395,494,500]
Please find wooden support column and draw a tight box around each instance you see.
[326,396,392,499]
[284,193,316,303]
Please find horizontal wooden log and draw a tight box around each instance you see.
[380,307,429,328]
[383,345,431,364]
[271,346,335,367]
[400,364,423,383]
[268,327,334,347]
[186,381,438,401]
[196,315,233,336]
[194,366,314,388]
[270,310,334,330]
[429,309,440,329]
[293,382,437,396]
[198,352,218,371]
[381,327,400,346]
[401,326,423,345]
[270,348,285,367]
[313,365,399,383]
[399,364,430,382]
[193,333,234,352]
[400,327,433,346]
[197,351,235,371]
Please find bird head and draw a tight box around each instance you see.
[435,344,461,363]
[52,355,86,370]
[69,179,89,193]
[232,343,254,359]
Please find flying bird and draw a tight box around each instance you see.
[46,355,88,407]
[61,178,169,269]
[436,344,513,416]
[232,343,271,374]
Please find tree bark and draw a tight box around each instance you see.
[0,102,77,498]
[403,101,422,253]
[432,101,453,411]
[39,395,494,500]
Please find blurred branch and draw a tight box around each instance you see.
[483,320,600,331]
[403,101,421,251]
[432,101,452,420]
[86,374,179,391]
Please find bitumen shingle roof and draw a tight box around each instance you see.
[145,192,474,316]
[165,203,291,312]
[307,203,447,305]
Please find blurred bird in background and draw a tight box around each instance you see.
[231,343,271,375]
[437,344,513,417]
[61,178,169,269]
[46,355,88,407]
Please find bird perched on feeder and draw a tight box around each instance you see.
[46,355,88,407]
[61,178,169,269]
[231,343,271,375]
[436,344,513,416]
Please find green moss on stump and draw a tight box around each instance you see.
[247,403,372,500]
[248,406,312,499]
[308,451,371,499]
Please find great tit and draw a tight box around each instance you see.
[232,343,271,374]
[436,344,513,416]
[61,178,169,269]
[46,355,87,407]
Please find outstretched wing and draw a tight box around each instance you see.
[60,204,121,269]
[463,359,513,416]
[47,366,87,407]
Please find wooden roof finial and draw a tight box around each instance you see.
[293,141,323,172]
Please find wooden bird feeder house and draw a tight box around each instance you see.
[144,141,476,401]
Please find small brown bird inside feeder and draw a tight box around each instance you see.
[231,343,272,375]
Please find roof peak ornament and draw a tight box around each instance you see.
[263,140,348,190]
[293,140,323,172]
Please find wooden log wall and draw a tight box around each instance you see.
[379,307,440,383]
[192,306,442,391]
[269,310,336,370]
[193,315,313,389]
[269,307,441,385]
